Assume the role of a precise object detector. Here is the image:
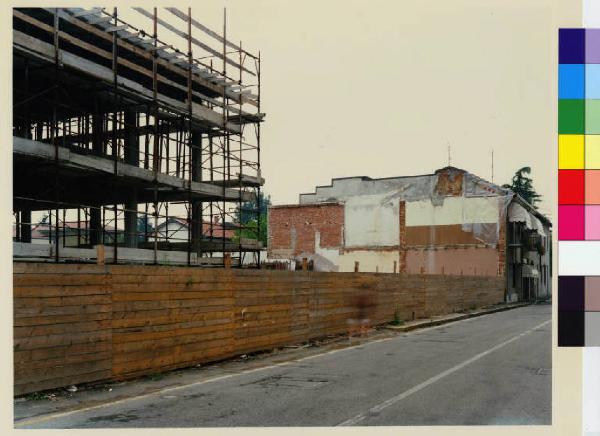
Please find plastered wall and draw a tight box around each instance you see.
[344,194,400,248]
[405,196,501,226]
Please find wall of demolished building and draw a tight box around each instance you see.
[268,203,344,263]
[404,247,499,276]
[268,167,550,295]
[344,194,400,248]
[403,195,504,276]
[338,250,399,273]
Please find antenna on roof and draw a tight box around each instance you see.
[447,141,451,167]
[491,148,494,183]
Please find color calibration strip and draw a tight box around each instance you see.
[558,276,600,346]
[559,28,600,346]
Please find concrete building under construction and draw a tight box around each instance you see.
[268,167,552,302]
[12,7,264,267]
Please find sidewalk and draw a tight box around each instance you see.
[383,302,532,332]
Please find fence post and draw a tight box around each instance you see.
[354,261,359,273]
[96,244,105,265]
[302,257,308,271]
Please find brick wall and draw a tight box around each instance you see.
[268,203,344,257]
[399,200,407,273]
[434,168,464,197]
[498,203,507,277]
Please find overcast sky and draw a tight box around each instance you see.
[112,1,578,218]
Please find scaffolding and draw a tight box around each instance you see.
[12,7,264,267]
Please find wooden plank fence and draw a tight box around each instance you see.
[13,262,505,395]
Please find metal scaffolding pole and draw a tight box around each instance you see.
[187,7,193,266]
[222,8,227,266]
[12,7,263,267]
[112,6,119,264]
[52,8,60,263]
[257,51,262,268]
[152,7,159,265]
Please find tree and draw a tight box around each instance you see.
[233,192,271,246]
[137,215,154,242]
[502,167,541,208]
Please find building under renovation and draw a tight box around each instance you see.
[12,7,264,267]
[268,167,552,302]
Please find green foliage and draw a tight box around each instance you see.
[502,167,541,209]
[391,308,404,326]
[137,215,154,242]
[144,373,165,382]
[234,192,270,246]
[233,218,268,246]
[23,392,46,401]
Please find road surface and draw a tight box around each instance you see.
[15,304,551,428]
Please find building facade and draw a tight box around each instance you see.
[268,167,552,302]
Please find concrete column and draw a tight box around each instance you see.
[21,210,32,243]
[89,207,102,246]
[124,108,139,248]
[19,119,33,243]
[89,106,103,246]
[124,189,138,248]
[124,108,139,165]
[190,130,203,254]
[92,112,103,156]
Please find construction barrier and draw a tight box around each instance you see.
[13,262,505,395]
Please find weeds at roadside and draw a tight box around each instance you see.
[22,392,45,401]
[390,309,404,326]
[144,373,165,382]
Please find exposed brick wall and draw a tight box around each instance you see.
[498,202,507,277]
[399,200,407,273]
[268,203,344,257]
[434,168,464,197]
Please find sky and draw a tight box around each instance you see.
[121,0,562,219]
[52,0,576,221]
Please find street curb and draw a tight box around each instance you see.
[382,303,532,332]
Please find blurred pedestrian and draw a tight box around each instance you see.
[348,292,376,338]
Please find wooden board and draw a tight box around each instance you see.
[13,262,505,394]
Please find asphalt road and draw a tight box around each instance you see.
[15,304,551,428]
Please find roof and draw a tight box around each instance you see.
[29,220,116,232]
[511,194,552,227]
[297,165,509,200]
[292,165,551,227]
[269,202,343,210]
[156,217,238,230]
[298,172,438,198]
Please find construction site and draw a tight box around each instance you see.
[13,7,264,268]
[11,7,548,413]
